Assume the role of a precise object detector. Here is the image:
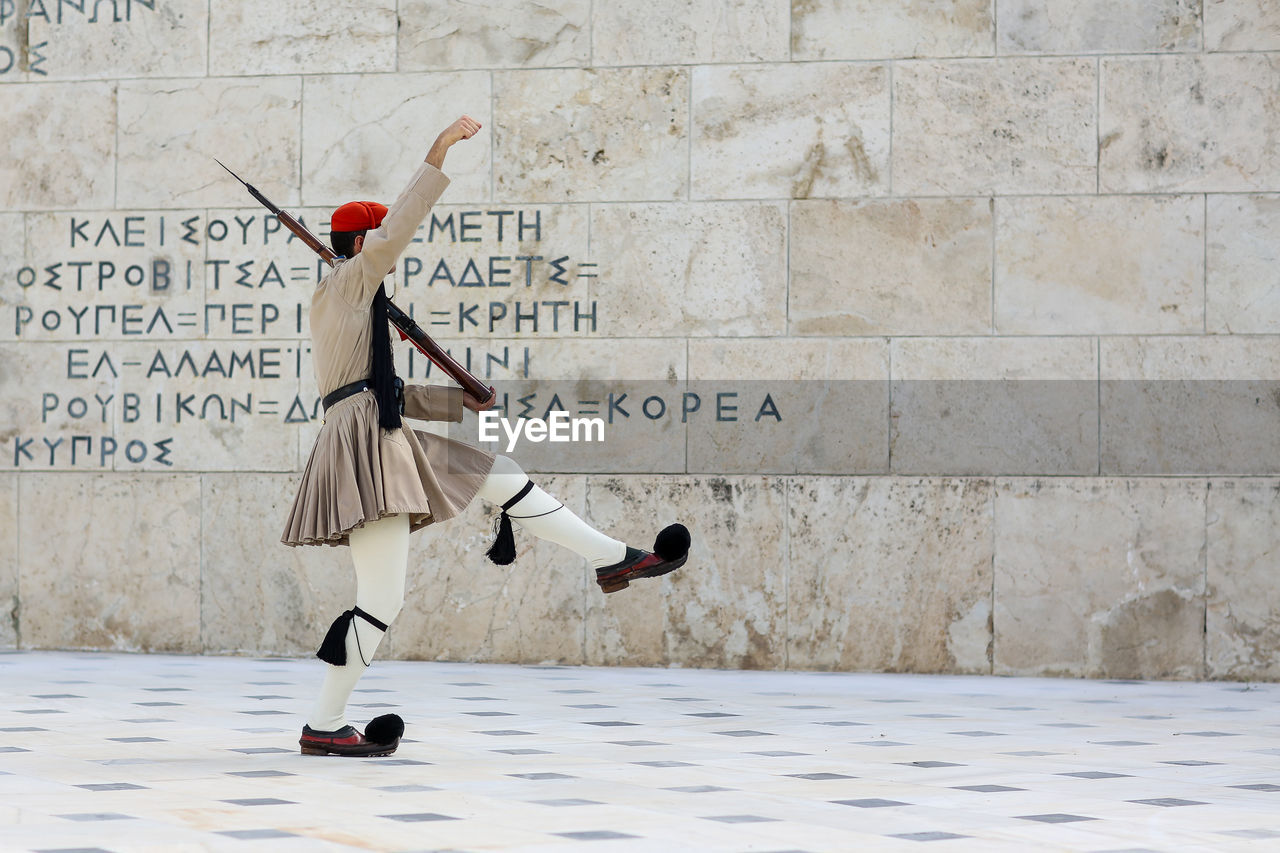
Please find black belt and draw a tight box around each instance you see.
[322,380,371,412]
[321,377,405,413]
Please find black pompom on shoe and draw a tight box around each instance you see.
[653,523,691,563]
[365,713,405,746]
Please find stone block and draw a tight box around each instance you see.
[9,210,209,345]
[106,340,302,473]
[591,203,787,337]
[118,76,302,208]
[1101,55,1280,193]
[0,474,14,648]
[18,473,202,652]
[399,0,591,69]
[1205,0,1280,50]
[995,195,1204,334]
[584,476,787,670]
[27,0,207,79]
[788,477,994,673]
[493,68,689,203]
[789,199,992,335]
[687,339,889,474]
[993,478,1206,679]
[117,78,301,210]
[0,342,117,472]
[997,0,1199,54]
[890,337,1098,476]
[201,205,327,348]
[381,475,588,664]
[691,63,890,200]
[1207,194,1280,334]
[592,0,788,64]
[791,0,994,60]
[1100,336,1280,475]
[1207,480,1280,679]
[209,0,396,76]
[391,202,593,331]
[0,82,115,210]
[301,73,492,207]
[200,473,350,655]
[894,59,1096,195]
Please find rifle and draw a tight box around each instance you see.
[215,159,496,405]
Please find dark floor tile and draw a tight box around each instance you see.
[376,784,439,792]
[1059,771,1131,779]
[478,730,534,736]
[380,812,460,822]
[57,813,135,821]
[1229,784,1280,792]
[1015,813,1097,823]
[715,730,775,737]
[890,832,970,842]
[554,831,638,840]
[948,731,1006,737]
[634,760,696,767]
[833,799,909,808]
[787,773,855,780]
[702,815,780,823]
[532,799,603,807]
[953,784,1025,792]
[226,770,295,778]
[1128,798,1208,807]
[582,721,638,727]
[74,783,148,791]
[221,798,296,806]
[106,737,164,743]
[665,785,735,793]
[216,829,296,840]
[229,747,292,754]
[509,773,575,780]
[899,761,965,768]
[609,740,665,746]
[492,748,551,755]
[1161,760,1223,766]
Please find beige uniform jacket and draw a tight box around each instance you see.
[281,162,495,547]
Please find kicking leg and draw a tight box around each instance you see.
[475,455,689,593]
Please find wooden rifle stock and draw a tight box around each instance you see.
[215,160,495,405]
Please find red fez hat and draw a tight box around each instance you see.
[331,200,388,232]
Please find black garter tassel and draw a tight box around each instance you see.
[316,607,389,666]
[487,481,535,566]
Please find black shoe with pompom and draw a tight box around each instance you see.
[595,524,691,594]
[299,713,404,757]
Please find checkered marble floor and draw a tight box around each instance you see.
[2,652,1279,852]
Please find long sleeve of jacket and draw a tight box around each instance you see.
[402,384,464,423]
[335,162,451,308]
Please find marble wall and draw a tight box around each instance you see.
[2,0,1278,681]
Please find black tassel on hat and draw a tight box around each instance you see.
[487,481,535,565]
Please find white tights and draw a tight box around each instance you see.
[307,455,625,732]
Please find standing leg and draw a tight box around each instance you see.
[302,512,409,755]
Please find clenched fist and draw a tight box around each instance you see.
[426,115,483,169]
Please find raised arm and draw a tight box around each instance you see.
[352,116,483,302]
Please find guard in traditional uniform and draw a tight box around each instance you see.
[281,116,689,757]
